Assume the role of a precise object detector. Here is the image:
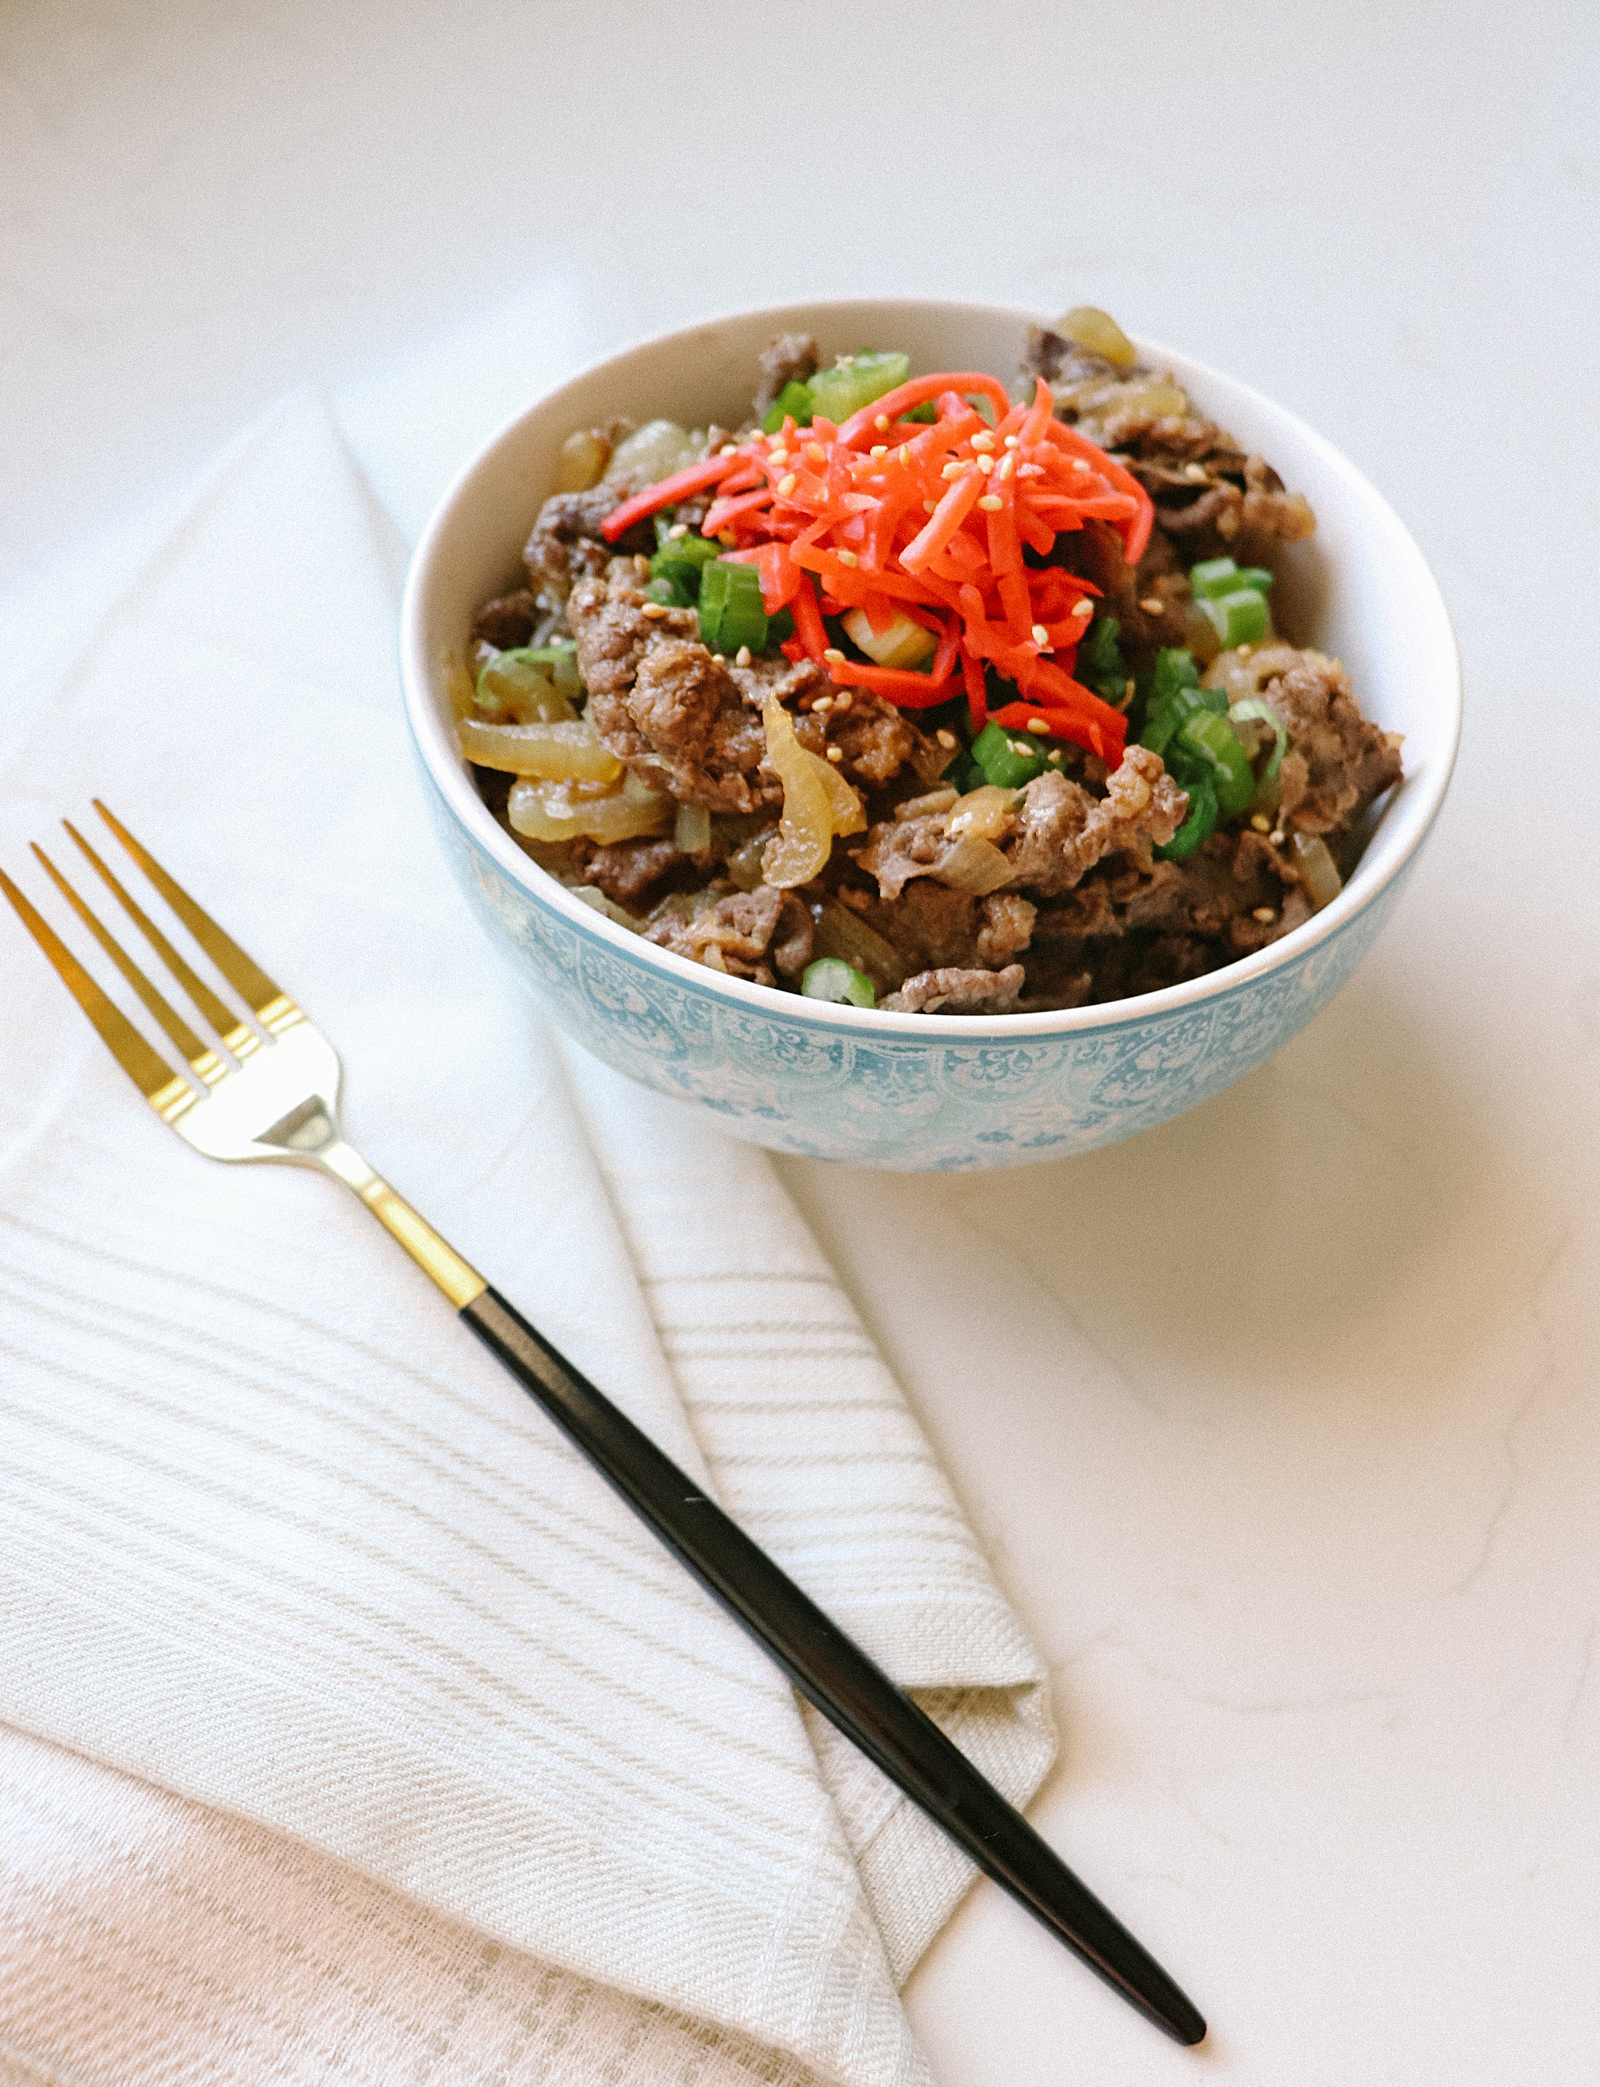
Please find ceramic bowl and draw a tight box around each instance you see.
[399,299,1460,1171]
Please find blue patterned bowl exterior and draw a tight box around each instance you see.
[402,300,1459,1173]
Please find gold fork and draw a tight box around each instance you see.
[0,804,1205,2048]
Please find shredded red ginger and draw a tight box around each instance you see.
[599,372,1154,761]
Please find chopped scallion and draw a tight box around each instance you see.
[763,379,815,435]
[801,958,876,1007]
[698,559,768,655]
[971,719,1047,788]
[1198,589,1269,648]
[1154,774,1219,860]
[807,351,910,425]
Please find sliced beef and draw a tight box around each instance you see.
[754,333,819,416]
[1001,748,1187,894]
[567,562,781,813]
[1121,828,1313,952]
[824,692,923,785]
[1263,648,1404,836]
[975,894,1038,967]
[836,883,1037,973]
[470,589,540,650]
[569,837,685,911]
[523,487,627,607]
[881,964,1026,1015]
[644,885,812,988]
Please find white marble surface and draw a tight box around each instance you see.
[4,1,1597,2079]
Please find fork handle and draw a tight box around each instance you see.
[459,1284,1205,2047]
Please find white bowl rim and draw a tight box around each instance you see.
[400,295,1462,1041]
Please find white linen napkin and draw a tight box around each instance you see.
[0,389,1053,2087]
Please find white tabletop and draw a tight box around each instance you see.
[5,3,1597,2080]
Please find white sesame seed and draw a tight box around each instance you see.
[1252,907,1277,924]
[667,521,689,539]
[823,648,846,665]
[941,460,965,480]
[975,452,994,473]
[978,493,1003,511]
[768,446,788,464]
[833,693,853,711]
[834,549,858,567]
[713,653,726,664]
[1185,462,1208,481]
[735,645,752,667]
[1072,457,1092,474]
[1026,718,1050,735]
[807,442,826,463]
[936,728,958,749]
[634,555,652,576]
[642,602,669,618]
[923,499,938,513]
[813,695,834,711]
[719,443,738,456]
[1237,643,1255,658]
[899,444,910,466]
[998,453,1015,480]
[1251,813,1271,832]
[870,445,888,458]
[778,473,798,496]
[971,431,996,452]
[1072,599,1093,620]
[826,745,844,762]
[1004,434,1021,449]
[1270,829,1285,845]
[1139,596,1164,615]
[1031,623,1050,645]
[874,413,890,432]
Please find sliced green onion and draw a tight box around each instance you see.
[801,958,876,1007]
[531,641,583,700]
[971,720,1047,789]
[650,530,721,601]
[942,749,986,795]
[1198,589,1269,648]
[1189,557,1243,600]
[477,650,577,721]
[1079,614,1128,703]
[1236,566,1274,595]
[1174,708,1256,816]
[807,351,911,424]
[762,379,815,435]
[1155,774,1219,860]
[1227,696,1288,787]
[698,559,768,655]
[768,606,795,645]
[642,574,691,608]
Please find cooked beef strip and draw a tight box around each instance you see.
[753,333,819,416]
[566,560,782,813]
[1260,647,1403,835]
[644,884,812,987]
[855,746,1187,905]
[470,589,541,651]
[1001,748,1188,894]
[881,964,1026,1015]
[523,487,629,610]
[568,837,686,911]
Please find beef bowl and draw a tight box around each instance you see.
[399,298,1459,1171]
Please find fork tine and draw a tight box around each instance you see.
[93,801,296,1033]
[0,867,194,1120]
[31,842,212,1070]
[64,818,252,1048]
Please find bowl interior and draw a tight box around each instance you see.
[401,298,1460,1034]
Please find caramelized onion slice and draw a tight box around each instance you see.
[459,718,624,782]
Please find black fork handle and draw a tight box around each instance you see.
[461,1285,1206,2047]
